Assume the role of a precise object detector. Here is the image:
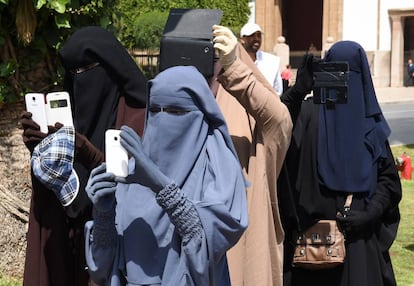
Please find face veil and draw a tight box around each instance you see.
[318,40,391,194]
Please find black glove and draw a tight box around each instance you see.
[337,190,390,235]
[336,206,382,235]
[288,53,314,97]
[20,111,48,153]
[48,122,64,134]
[20,112,64,153]
[280,54,314,121]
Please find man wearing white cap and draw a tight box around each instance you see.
[240,23,283,95]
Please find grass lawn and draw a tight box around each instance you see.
[0,273,20,286]
[390,144,414,286]
[1,144,414,286]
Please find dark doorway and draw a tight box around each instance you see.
[282,0,323,67]
[404,16,414,57]
[282,0,323,51]
[404,16,414,86]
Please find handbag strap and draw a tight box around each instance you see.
[344,194,353,212]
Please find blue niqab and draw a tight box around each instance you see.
[317,41,391,193]
[143,65,240,185]
[114,66,247,285]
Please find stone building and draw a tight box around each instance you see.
[249,0,414,87]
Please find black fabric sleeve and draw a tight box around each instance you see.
[280,87,307,123]
[374,142,402,216]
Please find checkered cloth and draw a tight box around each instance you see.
[31,126,79,206]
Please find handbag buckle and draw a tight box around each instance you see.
[311,233,320,242]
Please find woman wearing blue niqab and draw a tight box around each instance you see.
[317,40,391,195]
[84,66,248,286]
[280,41,402,286]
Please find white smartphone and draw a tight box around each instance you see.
[24,93,48,133]
[105,129,129,177]
[46,91,74,127]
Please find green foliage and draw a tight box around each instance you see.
[0,0,116,104]
[115,0,250,49]
[0,59,16,102]
[36,0,69,13]
[133,10,168,50]
[0,0,250,104]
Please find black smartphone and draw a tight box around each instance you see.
[312,61,349,104]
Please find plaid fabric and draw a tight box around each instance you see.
[31,126,79,206]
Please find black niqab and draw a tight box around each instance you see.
[58,26,148,217]
[58,26,147,151]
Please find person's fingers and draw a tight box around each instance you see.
[213,42,227,53]
[20,117,40,130]
[88,164,110,187]
[121,125,140,142]
[213,34,227,45]
[120,134,135,156]
[114,176,128,184]
[21,111,33,120]
[94,186,116,199]
[91,170,114,185]
[120,126,142,156]
[212,24,225,34]
[91,181,116,196]
[48,122,64,134]
[90,163,107,177]
[23,128,44,138]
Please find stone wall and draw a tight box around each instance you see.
[0,100,31,278]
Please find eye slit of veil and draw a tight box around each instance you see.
[69,62,100,75]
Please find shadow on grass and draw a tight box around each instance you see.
[404,244,414,252]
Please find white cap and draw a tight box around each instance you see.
[240,23,263,37]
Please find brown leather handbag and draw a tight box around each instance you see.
[292,194,353,270]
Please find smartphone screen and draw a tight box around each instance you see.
[49,99,69,108]
[46,92,74,126]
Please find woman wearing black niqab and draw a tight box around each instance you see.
[280,41,402,286]
[57,26,148,217]
[22,26,147,286]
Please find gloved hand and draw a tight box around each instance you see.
[48,122,64,134]
[291,53,314,95]
[212,24,238,69]
[20,112,64,153]
[85,163,117,213]
[20,111,48,152]
[118,125,170,192]
[336,201,383,235]
[280,54,314,122]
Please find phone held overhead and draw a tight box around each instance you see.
[159,8,223,78]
